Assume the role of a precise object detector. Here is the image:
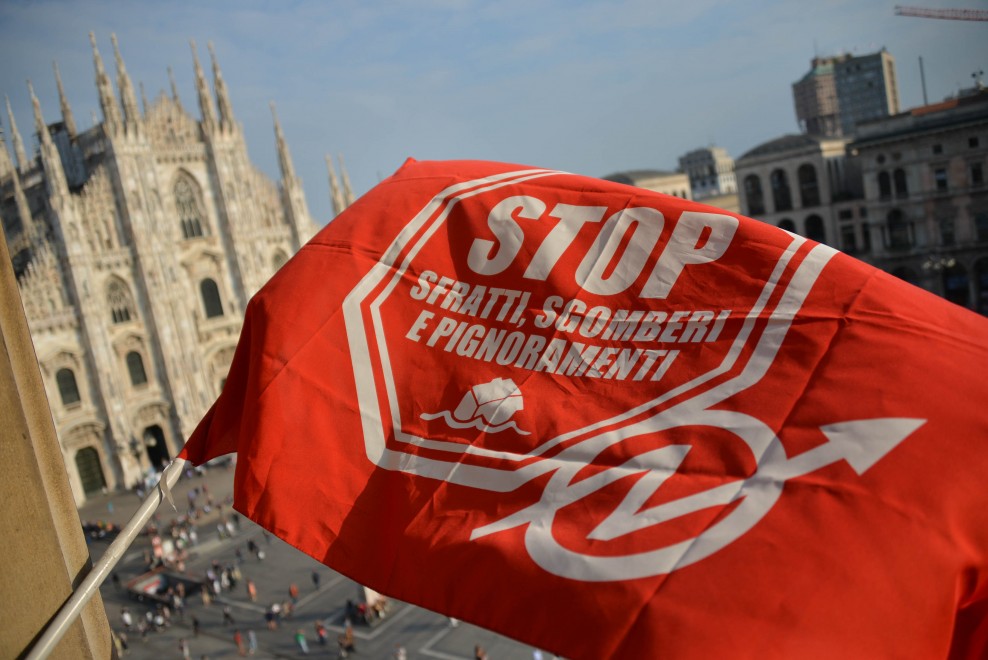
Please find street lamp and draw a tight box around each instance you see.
[921,254,956,272]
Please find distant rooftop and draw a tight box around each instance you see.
[738,134,821,160]
[601,169,680,185]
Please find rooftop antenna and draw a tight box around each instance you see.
[919,56,929,105]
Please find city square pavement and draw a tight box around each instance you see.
[77,462,556,659]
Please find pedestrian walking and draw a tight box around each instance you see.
[178,637,191,659]
[338,623,356,656]
[120,607,133,631]
[247,578,258,602]
[233,629,247,657]
[288,582,299,603]
[294,628,310,655]
[394,644,407,660]
[247,629,258,656]
[311,570,321,591]
[191,615,200,637]
[314,620,328,646]
[222,605,236,626]
[475,644,488,660]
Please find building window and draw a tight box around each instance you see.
[893,169,908,198]
[56,368,81,406]
[107,279,133,324]
[770,169,792,212]
[841,225,858,254]
[940,217,955,246]
[200,278,224,318]
[887,209,911,249]
[175,175,206,239]
[744,175,765,216]
[878,171,892,199]
[805,215,826,244]
[797,164,820,208]
[126,351,148,387]
[934,168,948,192]
[932,144,943,155]
[976,212,988,243]
[976,258,988,315]
[971,163,984,187]
[778,218,796,232]
[970,136,980,149]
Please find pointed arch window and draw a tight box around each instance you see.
[126,351,148,387]
[200,278,224,318]
[56,368,81,406]
[107,279,134,324]
[272,250,289,271]
[175,175,207,239]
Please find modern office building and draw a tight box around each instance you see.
[793,49,900,137]
[0,35,350,503]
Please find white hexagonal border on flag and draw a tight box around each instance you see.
[342,168,838,494]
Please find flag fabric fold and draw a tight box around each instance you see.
[180,158,988,659]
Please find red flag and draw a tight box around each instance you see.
[181,159,988,658]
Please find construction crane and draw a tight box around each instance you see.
[895,5,988,21]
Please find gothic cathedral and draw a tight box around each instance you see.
[1,34,354,504]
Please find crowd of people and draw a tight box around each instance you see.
[100,469,505,658]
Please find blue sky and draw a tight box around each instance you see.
[1,0,986,225]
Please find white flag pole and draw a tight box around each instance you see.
[26,457,188,659]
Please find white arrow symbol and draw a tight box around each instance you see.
[589,417,925,542]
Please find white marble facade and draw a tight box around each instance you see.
[1,34,353,504]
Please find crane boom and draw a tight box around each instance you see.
[895,5,988,21]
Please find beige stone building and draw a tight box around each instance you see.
[0,34,352,504]
[849,89,988,311]
[601,169,692,199]
[735,133,862,247]
[735,88,988,315]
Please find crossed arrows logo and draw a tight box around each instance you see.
[342,169,924,582]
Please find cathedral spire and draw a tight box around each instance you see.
[208,41,236,131]
[339,153,357,206]
[190,40,215,130]
[325,154,346,217]
[28,79,69,198]
[140,81,149,115]
[270,102,296,183]
[270,101,315,243]
[111,33,141,127]
[0,116,13,179]
[6,95,28,172]
[53,60,77,139]
[10,151,33,235]
[167,66,183,109]
[90,32,122,131]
